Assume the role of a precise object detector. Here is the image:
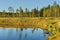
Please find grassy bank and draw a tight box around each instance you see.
[0,17,59,29]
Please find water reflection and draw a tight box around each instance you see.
[19,28,23,40]
[16,28,18,32]
[32,28,35,34]
[25,32,27,38]
[0,28,49,40]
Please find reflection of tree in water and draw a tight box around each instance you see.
[32,28,35,34]
[18,28,23,40]
[7,28,13,40]
[8,29,13,36]
[20,28,23,31]
[25,33,27,38]
[36,28,38,31]
[16,28,18,32]
[24,28,27,39]
[25,28,27,30]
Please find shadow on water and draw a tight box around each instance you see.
[18,28,23,40]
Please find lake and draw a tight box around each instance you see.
[0,28,49,40]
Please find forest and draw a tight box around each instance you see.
[0,1,60,17]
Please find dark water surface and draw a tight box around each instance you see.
[0,28,49,40]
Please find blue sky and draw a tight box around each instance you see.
[0,0,60,12]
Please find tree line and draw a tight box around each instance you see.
[0,1,60,17]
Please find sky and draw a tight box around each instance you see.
[0,0,60,12]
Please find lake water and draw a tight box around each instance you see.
[0,28,49,40]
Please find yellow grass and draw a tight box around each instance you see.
[0,17,59,28]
